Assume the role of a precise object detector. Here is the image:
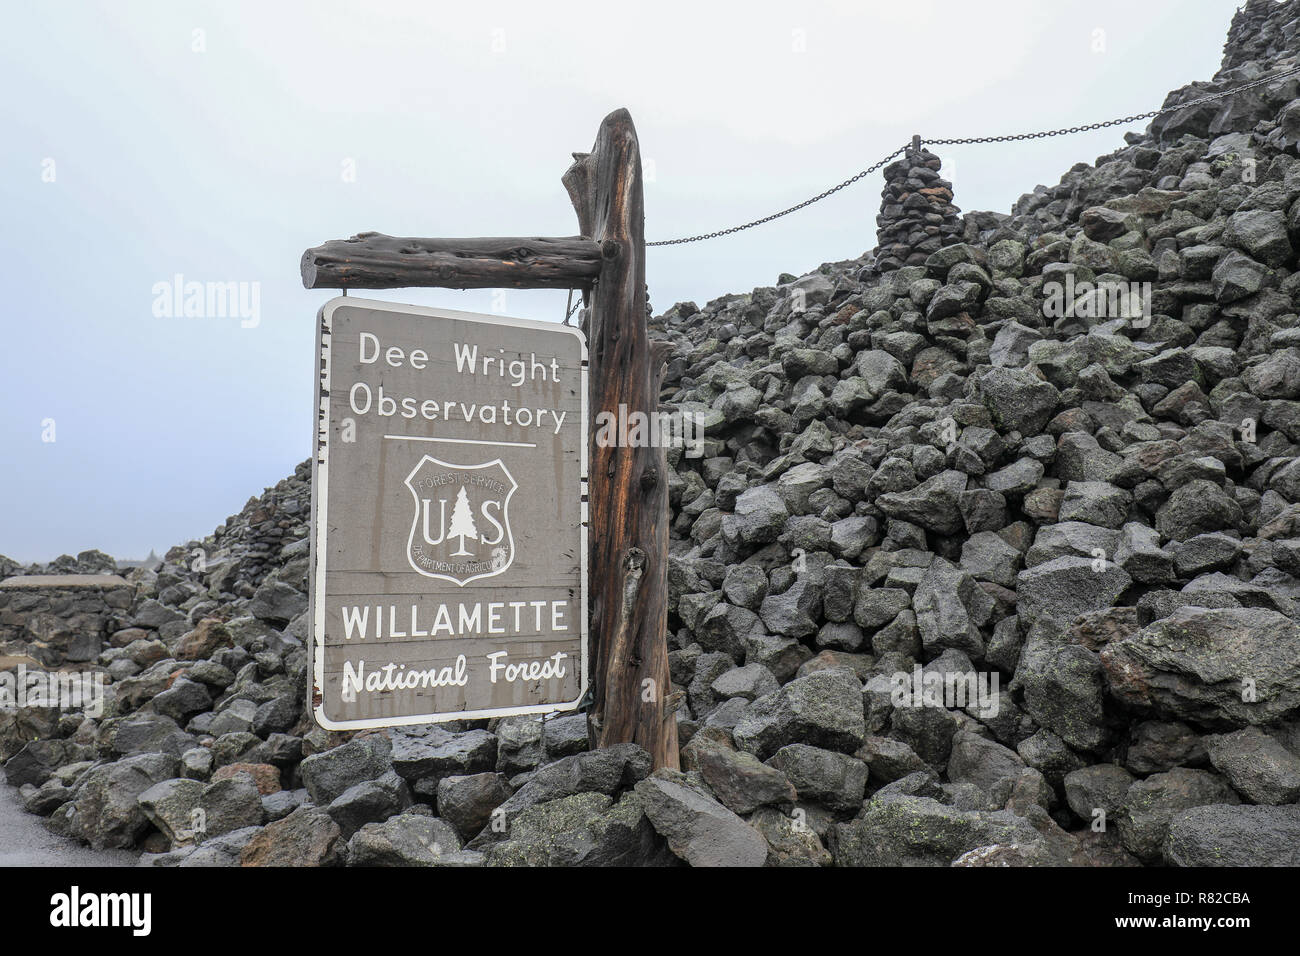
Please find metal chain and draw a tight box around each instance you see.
[647,62,1300,246]
[647,145,909,246]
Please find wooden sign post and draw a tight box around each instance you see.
[301,108,679,770]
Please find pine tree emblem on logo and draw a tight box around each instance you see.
[403,456,518,585]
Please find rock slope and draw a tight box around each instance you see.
[5,0,1300,867]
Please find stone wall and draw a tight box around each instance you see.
[0,575,134,667]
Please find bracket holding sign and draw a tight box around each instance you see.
[302,108,679,770]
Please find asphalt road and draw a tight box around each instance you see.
[0,783,136,867]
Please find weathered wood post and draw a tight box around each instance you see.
[564,110,678,769]
[300,107,679,770]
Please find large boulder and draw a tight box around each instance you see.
[1204,727,1300,805]
[681,735,796,815]
[74,752,180,849]
[1163,804,1300,866]
[1117,767,1239,862]
[877,471,967,536]
[347,813,467,867]
[486,791,673,867]
[240,806,345,866]
[1101,607,1300,728]
[1016,557,1131,630]
[733,670,867,760]
[830,793,1042,866]
[974,366,1060,435]
[634,773,768,867]
[300,734,394,805]
[765,743,868,814]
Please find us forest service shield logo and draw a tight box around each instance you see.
[404,456,518,585]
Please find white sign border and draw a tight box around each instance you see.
[309,295,589,730]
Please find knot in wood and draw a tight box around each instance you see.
[640,466,658,491]
[601,239,621,260]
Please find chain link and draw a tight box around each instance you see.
[647,62,1300,246]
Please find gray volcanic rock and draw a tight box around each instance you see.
[1014,640,1111,751]
[300,734,394,805]
[435,773,512,841]
[731,487,790,545]
[734,671,867,760]
[946,731,1026,796]
[911,557,991,656]
[974,367,1060,435]
[1064,765,1135,823]
[1124,721,1207,774]
[241,806,345,867]
[681,735,796,815]
[634,773,768,867]
[830,793,1043,866]
[1016,557,1131,629]
[347,814,466,867]
[1163,804,1300,866]
[485,791,673,867]
[765,743,868,814]
[74,752,180,850]
[1101,607,1300,728]
[1117,767,1240,862]
[1204,727,1300,805]
[877,471,968,535]
[138,777,205,845]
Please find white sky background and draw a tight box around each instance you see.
[0,0,1242,563]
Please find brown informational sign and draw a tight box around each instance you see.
[309,297,588,729]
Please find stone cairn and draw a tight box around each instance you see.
[872,138,964,272]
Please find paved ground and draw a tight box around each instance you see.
[0,784,136,866]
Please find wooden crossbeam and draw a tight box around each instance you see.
[301,233,602,290]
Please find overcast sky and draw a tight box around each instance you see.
[0,0,1243,564]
